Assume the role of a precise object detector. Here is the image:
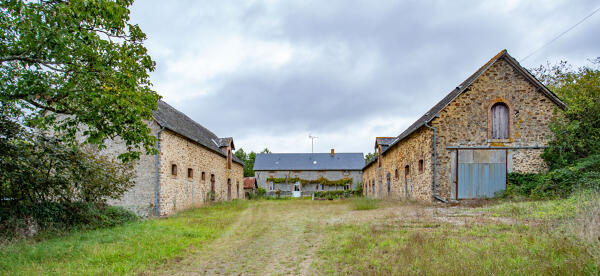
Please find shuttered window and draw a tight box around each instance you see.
[491,103,509,139]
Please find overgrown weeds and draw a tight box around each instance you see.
[0,202,138,242]
[316,221,598,275]
[351,197,379,210]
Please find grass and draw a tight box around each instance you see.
[351,197,379,210]
[480,197,578,220]
[315,222,597,275]
[315,192,600,275]
[0,200,248,275]
[2,195,599,275]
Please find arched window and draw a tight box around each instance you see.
[491,102,509,139]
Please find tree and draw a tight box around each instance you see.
[234,148,263,177]
[533,58,600,170]
[260,148,272,154]
[0,0,160,161]
[364,152,376,165]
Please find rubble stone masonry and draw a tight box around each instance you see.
[364,57,562,201]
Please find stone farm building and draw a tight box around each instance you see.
[254,150,364,197]
[363,50,566,202]
[106,101,244,216]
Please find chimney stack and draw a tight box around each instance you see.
[331,148,335,157]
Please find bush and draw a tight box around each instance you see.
[505,154,600,199]
[314,190,362,200]
[0,202,138,240]
[247,187,266,200]
[0,131,135,206]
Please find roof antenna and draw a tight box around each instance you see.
[308,134,318,154]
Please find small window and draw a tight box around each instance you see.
[171,164,177,176]
[211,174,215,182]
[394,168,399,179]
[187,168,193,178]
[418,160,424,173]
[201,172,206,181]
[404,165,410,177]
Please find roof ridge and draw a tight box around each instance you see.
[376,49,565,159]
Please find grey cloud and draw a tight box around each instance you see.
[131,0,600,153]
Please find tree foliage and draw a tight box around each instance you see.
[0,115,135,207]
[364,152,376,165]
[0,0,160,161]
[235,148,270,177]
[533,58,600,170]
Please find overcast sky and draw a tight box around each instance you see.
[130,0,599,155]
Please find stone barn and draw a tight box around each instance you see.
[254,150,364,197]
[104,101,244,216]
[363,50,566,202]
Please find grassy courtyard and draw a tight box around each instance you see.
[1,197,599,275]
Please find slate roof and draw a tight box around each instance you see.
[153,101,243,165]
[376,137,397,152]
[364,50,567,169]
[254,153,365,171]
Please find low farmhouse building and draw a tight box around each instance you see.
[254,150,364,197]
[363,50,566,201]
[104,101,244,216]
[243,177,257,197]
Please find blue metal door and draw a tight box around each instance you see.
[458,150,506,199]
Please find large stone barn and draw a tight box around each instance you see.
[254,150,364,197]
[104,101,244,216]
[363,50,566,202]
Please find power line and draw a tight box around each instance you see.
[520,5,600,62]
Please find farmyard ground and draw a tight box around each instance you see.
[1,198,598,275]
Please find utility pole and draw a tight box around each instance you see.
[308,134,318,153]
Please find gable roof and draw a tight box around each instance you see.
[254,153,365,171]
[375,137,397,152]
[364,50,567,170]
[153,101,243,165]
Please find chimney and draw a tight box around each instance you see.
[331,148,335,157]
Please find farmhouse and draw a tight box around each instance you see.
[363,50,566,201]
[254,150,364,197]
[105,101,244,216]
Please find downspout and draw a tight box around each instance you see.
[424,120,448,203]
[155,126,166,216]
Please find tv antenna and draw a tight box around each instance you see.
[308,134,318,153]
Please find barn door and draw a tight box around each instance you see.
[458,150,506,199]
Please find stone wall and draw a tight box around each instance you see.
[157,129,244,216]
[255,170,362,197]
[103,120,161,217]
[365,57,563,202]
[362,127,434,201]
[431,58,561,200]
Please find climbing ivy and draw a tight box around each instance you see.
[266,177,352,187]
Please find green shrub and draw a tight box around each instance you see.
[314,190,361,199]
[0,202,138,239]
[505,154,600,199]
[247,187,267,200]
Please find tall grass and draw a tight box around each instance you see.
[351,197,379,210]
[0,200,249,275]
[316,222,598,275]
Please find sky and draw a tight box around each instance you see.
[130,0,600,155]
